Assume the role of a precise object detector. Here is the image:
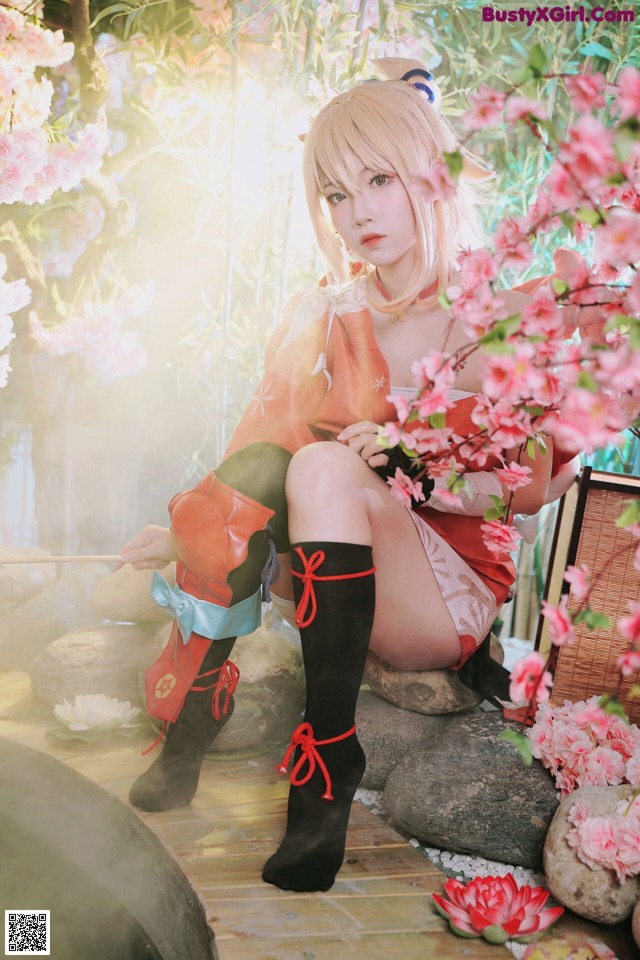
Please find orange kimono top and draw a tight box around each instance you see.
[225,274,516,607]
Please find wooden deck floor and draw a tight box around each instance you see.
[0,671,636,960]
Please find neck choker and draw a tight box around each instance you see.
[372,270,439,324]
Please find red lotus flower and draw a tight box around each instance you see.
[432,874,564,945]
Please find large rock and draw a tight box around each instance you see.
[92,563,176,624]
[29,622,157,707]
[544,786,640,924]
[138,621,305,753]
[364,636,504,715]
[0,563,113,670]
[355,689,456,790]
[0,547,57,606]
[633,899,640,950]
[384,711,558,868]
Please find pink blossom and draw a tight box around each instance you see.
[563,563,590,601]
[627,752,640,787]
[571,815,618,868]
[482,344,545,403]
[572,701,613,739]
[450,282,508,339]
[472,395,534,448]
[505,96,547,125]
[618,601,640,643]
[509,652,552,703]
[615,66,640,122]
[565,71,606,113]
[410,351,455,391]
[520,287,564,338]
[413,161,455,202]
[543,161,582,213]
[559,116,619,189]
[582,747,627,787]
[458,248,499,290]
[386,467,425,508]
[625,272,640,316]
[616,649,640,678]
[480,520,522,555]
[540,388,628,454]
[495,462,532,492]
[541,595,575,647]
[493,216,534,269]
[462,84,506,131]
[594,208,640,269]
[386,395,410,426]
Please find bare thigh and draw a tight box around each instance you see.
[280,442,462,671]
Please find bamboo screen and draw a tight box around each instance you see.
[541,472,640,724]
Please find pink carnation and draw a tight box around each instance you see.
[494,462,532,492]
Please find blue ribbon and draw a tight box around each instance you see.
[151,573,261,644]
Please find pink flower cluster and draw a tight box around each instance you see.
[0,6,106,206]
[28,282,153,382]
[529,697,640,797]
[567,793,640,883]
[0,252,32,388]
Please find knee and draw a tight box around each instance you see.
[285,442,365,507]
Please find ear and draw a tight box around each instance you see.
[372,57,426,81]
[461,151,494,183]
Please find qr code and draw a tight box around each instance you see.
[5,911,50,956]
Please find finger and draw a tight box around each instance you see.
[337,422,379,442]
[367,453,389,469]
[346,434,376,457]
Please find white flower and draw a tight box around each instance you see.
[54,694,141,733]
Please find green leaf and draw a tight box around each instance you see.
[429,412,446,430]
[576,207,603,227]
[552,278,569,296]
[598,695,628,720]
[443,150,463,178]
[580,41,614,61]
[559,213,577,234]
[575,370,598,391]
[582,608,611,631]
[528,44,547,77]
[615,500,640,528]
[499,729,533,765]
[483,505,507,521]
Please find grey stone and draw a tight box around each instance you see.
[364,635,504,715]
[91,562,176,624]
[0,563,113,671]
[544,785,640,924]
[355,689,456,789]
[29,622,157,707]
[0,547,57,606]
[633,900,640,950]
[138,620,306,752]
[383,711,559,868]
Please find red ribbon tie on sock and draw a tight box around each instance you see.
[277,720,357,801]
[291,546,376,628]
[192,659,240,720]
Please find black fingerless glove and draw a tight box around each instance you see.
[373,448,435,508]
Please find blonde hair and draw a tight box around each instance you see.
[303,70,489,316]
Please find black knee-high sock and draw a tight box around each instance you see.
[262,541,375,892]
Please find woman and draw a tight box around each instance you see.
[119,59,553,893]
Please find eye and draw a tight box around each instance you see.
[370,173,392,187]
[326,191,346,205]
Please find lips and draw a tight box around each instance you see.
[361,233,385,246]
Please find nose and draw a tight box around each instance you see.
[351,191,372,228]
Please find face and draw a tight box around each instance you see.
[321,153,417,273]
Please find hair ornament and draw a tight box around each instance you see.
[400,68,436,103]
[372,57,441,109]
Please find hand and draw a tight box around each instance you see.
[118,525,177,571]
[337,421,389,469]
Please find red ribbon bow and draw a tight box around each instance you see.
[291,546,376,629]
[192,658,240,720]
[277,721,357,802]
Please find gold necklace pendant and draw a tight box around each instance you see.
[391,311,405,325]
